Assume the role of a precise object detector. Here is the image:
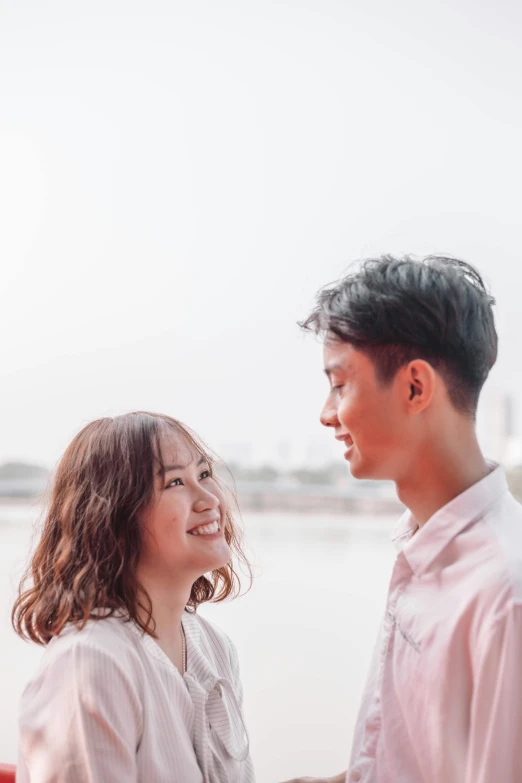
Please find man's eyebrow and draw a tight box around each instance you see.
[324,363,345,377]
[159,456,208,475]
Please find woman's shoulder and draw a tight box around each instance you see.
[19,614,145,736]
[37,613,143,681]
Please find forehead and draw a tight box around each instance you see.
[156,429,201,466]
[323,339,367,374]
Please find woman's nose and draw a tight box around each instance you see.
[194,489,220,512]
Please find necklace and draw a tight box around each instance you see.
[180,622,187,674]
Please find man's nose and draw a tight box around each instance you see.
[320,398,338,428]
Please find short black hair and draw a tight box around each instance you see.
[300,255,497,415]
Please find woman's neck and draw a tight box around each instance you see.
[136,567,193,673]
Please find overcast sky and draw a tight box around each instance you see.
[1,0,521,469]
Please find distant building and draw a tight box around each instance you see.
[478,389,516,464]
[220,441,254,467]
[505,436,522,468]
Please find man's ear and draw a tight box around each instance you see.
[403,360,436,412]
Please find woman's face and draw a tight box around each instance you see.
[138,430,231,584]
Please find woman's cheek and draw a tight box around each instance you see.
[209,481,226,508]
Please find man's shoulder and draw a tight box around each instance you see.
[479,490,522,600]
[457,492,522,638]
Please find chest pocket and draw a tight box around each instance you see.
[388,588,439,707]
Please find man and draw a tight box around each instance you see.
[282,255,522,783]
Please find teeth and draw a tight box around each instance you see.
[189,520,219,536]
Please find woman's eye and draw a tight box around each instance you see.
[167,478,183,487]
[200,470,212,480]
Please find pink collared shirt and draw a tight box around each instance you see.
[348,463,522,783]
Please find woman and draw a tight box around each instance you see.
[12,411,255,783]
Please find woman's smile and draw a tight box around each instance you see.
[187,519,222,537]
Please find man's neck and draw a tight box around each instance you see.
[395,429,490,527]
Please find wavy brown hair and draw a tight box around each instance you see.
[12,411,251,645]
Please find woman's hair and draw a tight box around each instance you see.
[300,254,498,415]
[12,411,251,645]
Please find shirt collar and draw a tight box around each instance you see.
[391,462,508,576]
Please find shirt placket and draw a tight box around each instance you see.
[349,551,413,783]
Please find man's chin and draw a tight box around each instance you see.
[349,461,371,480]
[348,455,380,481]
[350,459,395,482]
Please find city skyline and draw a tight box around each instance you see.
[1,385,520,472]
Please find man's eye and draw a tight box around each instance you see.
[332,385,343,393]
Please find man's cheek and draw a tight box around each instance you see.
[339,403,354,428]
[339,393,361,423]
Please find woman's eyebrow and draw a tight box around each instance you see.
[161,456,208,475]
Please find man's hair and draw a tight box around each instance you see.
[300,255,497,414]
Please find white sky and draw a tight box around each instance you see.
[1,0,521,468]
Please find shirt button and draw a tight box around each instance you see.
[352,771,362,782]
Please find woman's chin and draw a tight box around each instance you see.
[197,544,232,574]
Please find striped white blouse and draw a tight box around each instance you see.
[16,610,256,783]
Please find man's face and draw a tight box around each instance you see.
[321,338,412,481]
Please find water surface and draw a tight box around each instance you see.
[0,504,396,782]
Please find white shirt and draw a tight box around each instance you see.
[348,463,522,783]
[17,610,255,783]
